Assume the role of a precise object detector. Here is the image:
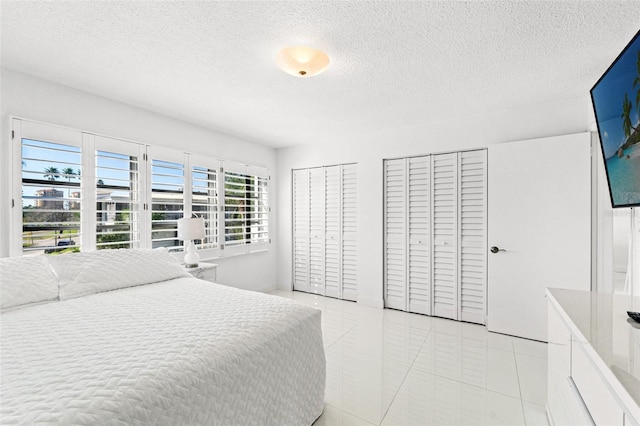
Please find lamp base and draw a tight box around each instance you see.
[184,240,200,268]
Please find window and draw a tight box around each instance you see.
[11,118,270,258]
[223,163,270,254]
[191,161,220,251]
[150,158,185,250]
[224,171,251,246]
[94,135,144,250]
[16,122,83,255]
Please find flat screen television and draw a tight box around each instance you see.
[591,29,640,208]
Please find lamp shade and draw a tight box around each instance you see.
[177,217,205,241]
[276,46,330,77]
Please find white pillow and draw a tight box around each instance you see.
[0,255,59,312]
[50,248,190,300]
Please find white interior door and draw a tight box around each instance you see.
[292,169,309,292]
[432,153,459,320]
[487,133,591,342]
[324,165,341,298]
[408,156,431,315]
[308,167,326,295]
[384,158,408,310]
[458,150,487,325]
[341,164,358,301]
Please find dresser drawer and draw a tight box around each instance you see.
[571,338,624,425]
[548,371,593,426]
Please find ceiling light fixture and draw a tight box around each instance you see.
[276,46,330,77]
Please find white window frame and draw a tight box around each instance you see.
[222,160,271,257]
[92,134,147,251]
[190,156,223,259]
[10,117,270,260]
[11,118,84,256]
[147,145,188,252]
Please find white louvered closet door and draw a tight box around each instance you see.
[324,166,341,299]
[431,153,458,320]
[292,169,310,292]
[308,167,326,295]
[341,164,358,301]
[408,156,431,315]
[384,158,408,310]
[293,164,358,300]
[458,150,487,324]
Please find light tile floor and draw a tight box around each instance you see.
[270,290,549,426]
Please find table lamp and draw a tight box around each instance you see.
[177,216,205,268]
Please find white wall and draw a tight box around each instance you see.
[0,69,278,293]
[2,68,634,299]
[632,210,640,296]
[276,97,595,307]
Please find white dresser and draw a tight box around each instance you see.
[547,288,640,425]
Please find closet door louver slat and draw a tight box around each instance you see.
[384,158,408,311]
[292,169,309,292]
[341,164,358,301]
[458,150,487,324]
[408,156,431,315]
[431,153,458,320]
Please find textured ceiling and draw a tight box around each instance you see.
[2,1,640,148]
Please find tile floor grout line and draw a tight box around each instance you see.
[322,402,375,426]
[322,297,412,425]
[283,290,544,425]
[377,321,438,425]
[512,344,531,425]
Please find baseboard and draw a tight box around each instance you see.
[356,296,384,309]
[254,284,278,293]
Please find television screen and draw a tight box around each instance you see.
[591,29,640,208]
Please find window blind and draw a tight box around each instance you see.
[95,147,141,250]
[192,163,220,250]
[223,162,270,255]
[20,133,83,255]
[150,155,185,251]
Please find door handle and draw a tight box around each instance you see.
[490,246,506,254]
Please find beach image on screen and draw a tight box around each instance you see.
[591,33,640,207]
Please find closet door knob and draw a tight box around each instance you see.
[490,246,506,253]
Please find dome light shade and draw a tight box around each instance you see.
[276,46,330,77]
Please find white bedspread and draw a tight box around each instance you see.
[1,278,325,425]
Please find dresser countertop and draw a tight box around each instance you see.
[547,288,640,421]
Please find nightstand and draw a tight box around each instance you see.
[184,263,218,283]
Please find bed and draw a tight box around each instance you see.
[0,249,325,425]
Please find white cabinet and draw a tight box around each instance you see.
[547,288,640,426]
[571,339,624,424]
[185,263,218,282]
[384,150,486,324]
[292,164,358,301]
[547,297,591,426]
